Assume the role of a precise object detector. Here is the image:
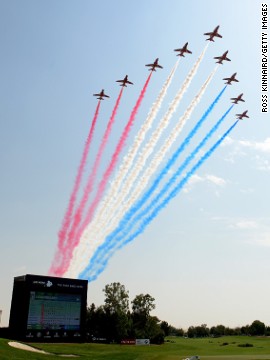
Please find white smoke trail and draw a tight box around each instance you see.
[96,46,208,235]
[66,47,209,278]
[87,66,218,275]
[65,59,180,277]
[109,48,208,219]
[93,59,180,228]
[99,66,218,251]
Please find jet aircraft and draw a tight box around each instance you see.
[223,73,239,85]
[93,89,110,100]
[174,42,192,57]
[231,93,245,104]
[236,110,249,119]
[116,75,134,87]
[145,58,163,71]
[204,26,222,41]
[214,51,231,64]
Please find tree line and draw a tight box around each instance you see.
[86,282,269,344]
[184,320,270,338]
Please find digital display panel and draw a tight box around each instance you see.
[27,291,81,330]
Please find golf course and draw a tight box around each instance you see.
[1,336,270,360]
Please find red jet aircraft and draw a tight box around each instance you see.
[204,26,222,41]
[214,51,231,64]
[174,42,192,57]
[93,89,110,100]
[116,75,134,87]
[236,110,249,119]
[145,58,163,71]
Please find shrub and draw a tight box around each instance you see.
[238,343,253,347]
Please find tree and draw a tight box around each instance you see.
[187,326,196,338]
[103,282,129,314]
[102,282,130,342]
[240,325,250,335]
[160,321,170,336]
[131,293,162,342]
[131,293,155,317]
[168,326,184,337]
[249,320,266,336]
[131,294,155,332]
[195,324,209,337]
[210,324,226,337]
[145,316,164,344]
[86,304,108,341]
[265,326,270,336]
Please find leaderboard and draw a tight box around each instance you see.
[9,274,88,342]
[27,291,81,330]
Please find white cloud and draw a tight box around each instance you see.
[212,217,261,230]
[222,137,270,169]
[239,138,270,153]
[221,136,234,147]
[254,156,270,171]
[182,174,204,193]
[205,174,226,186]
[188,174,204,185]
[223,137,270,153]
[232,220,259,229]
[183,173,227,193]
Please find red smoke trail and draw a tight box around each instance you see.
[49,101,101,275]
[59,72,152,276]
[61,88,124,269]
[81,88,124,212]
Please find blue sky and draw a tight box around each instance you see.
[1,0,269,329]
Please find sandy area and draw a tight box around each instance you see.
[8,341,50,354]
[8,341,78,357]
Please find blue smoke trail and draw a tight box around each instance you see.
[79,87,227,275]
[113,105,234,240]
[79,89,227,279]
[83,105,233,279]
[80,119,238,281]
[121,86,227,231]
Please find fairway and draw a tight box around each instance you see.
[1,336,270,360]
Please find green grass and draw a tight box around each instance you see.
[1,336,270,360]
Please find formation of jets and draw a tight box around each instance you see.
[93,26,249,120]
